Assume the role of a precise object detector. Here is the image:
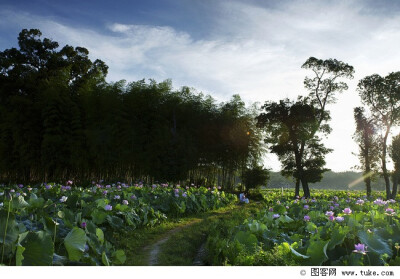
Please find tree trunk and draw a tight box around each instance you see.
[365,176,371,197]
[391,172,398,199]
[301,177,311,198]
[382,130,391,200]
[294,178,300,198]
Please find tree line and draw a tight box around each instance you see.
[0,29,264,189]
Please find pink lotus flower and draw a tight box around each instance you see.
[336,216,344,222]
[325,211,334,217]
[385,208,395,216]
[373,199,386,206]
[356,199,364,205]
[353,243,368,255]
[342,208,352,215]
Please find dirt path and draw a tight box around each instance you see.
[143,219,202,266]
[192,241,207,266]
[139,204,253,266]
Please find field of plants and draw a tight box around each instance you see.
[2,183,400,266]
[0,182,236,266]
[206,189,400,266]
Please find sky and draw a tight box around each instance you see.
[1,0,400,172]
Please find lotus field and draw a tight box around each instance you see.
[0,182,236,266]
[206,190,400,266]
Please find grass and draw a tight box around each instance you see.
[156,203,264,265]
[115,203,265,265]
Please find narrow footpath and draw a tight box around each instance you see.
[120,203,262,266]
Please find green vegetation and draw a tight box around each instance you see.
[0,29,263,191]
[0,182,236,266]
[205,189,400,266]
[257,58,354,198]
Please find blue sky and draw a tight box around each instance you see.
[2,0,400,172]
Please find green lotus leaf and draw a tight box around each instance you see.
[305,239,329,266]
[0,211,19,245]
[13,196,29,209]
[19,231,54,266]
[112,250,126,265]
[234,231,258,253]
[102,251,110,266]
[91,209,108,225]
[96,228,104,244]
[328,225,350,250]
[64,227,87,261]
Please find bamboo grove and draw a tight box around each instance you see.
[0,29,264,188]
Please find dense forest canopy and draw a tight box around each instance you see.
[0,29,264,189]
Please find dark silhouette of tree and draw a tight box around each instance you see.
[353,107,380,197]
[0,29,264,188]
[256,98,330,198]
[390,134,400,198]
[257,57,353,198]
[242,165,270,194]
[358,72,400,199]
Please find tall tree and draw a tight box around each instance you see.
[242,165,270,194]
[358,72,400,199]
[302,57,354,129]
[353,107,380,197]
[390,134,400,198]
[0,29,265,186]
[256,98,330,197]
[257,57,353,198]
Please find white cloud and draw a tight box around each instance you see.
[2,1,400,172]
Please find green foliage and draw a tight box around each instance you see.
[257,57,353,197]
[0,182,236,265]
[18,231,54,266]
[64,227,87,262]
[206,189,400,266]
[257,97,331,197]
[358,72,400,199]
[0,30,264,188]
[242,165,270,193]
[353,107,380,196]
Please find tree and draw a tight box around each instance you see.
[242,165,270,194]
[302,57,354,128]
[390,134,400,198]
[258,57,353,198]
[353,107,380,197]
[0,29,266,186]
[257,98,331,197]
[358,72,400,199]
